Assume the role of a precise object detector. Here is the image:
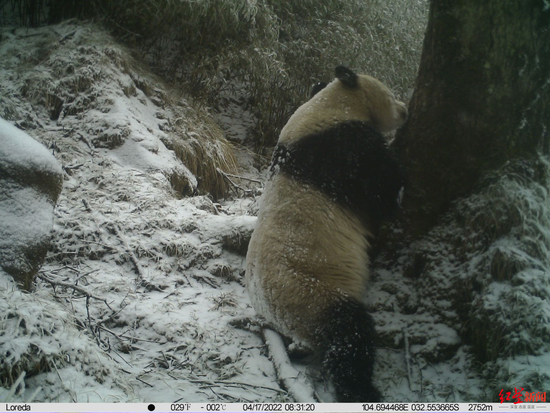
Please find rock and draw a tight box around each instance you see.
[0,118,63,290]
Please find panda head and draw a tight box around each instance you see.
[280,66,408,144]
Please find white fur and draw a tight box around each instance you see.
[246,174,372,342]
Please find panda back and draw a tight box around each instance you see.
[271,121,403,228]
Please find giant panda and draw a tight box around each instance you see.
[245,66,407,402]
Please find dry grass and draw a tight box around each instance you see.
[0,281,113,390]
[161,113,238,199]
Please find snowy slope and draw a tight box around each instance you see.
[4,20,546,404]
[0,22,274,403]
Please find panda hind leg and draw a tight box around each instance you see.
[316,298,382,402]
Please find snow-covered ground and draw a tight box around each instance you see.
[1,21,547,404]
[0,22,273,403]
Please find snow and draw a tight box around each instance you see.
[0,118,62,285]
[262,328,318,402]
[0,118,61,175]
[1,21,549,404]
[0,22,280,404]
[0,187,53,270]
[388,156,550,398]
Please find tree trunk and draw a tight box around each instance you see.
[395,0,550,235]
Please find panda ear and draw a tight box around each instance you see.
[335,66,358,88]
[309,81,328,98]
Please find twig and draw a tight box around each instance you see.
[187,378,285,395]
[191,273,219,288]
[100,325,167,344]
[17,33,43,38]
[82,296,111,353]
[262,328,320,402]
[59,29,78,43]
[95,292,130,325]
[76,131,93,149]
[97,330,111,352]
[86,296,94,332]
[219,171,263,185]
[108,224,159,290]
[217,168,254,195]
[73,269,100,283]
[26,386,42,403]
[82,198,92,212]
[403,327,420,392]
[218,380,286,394]
[208,386,220,399]
[136,376,154,388]
[62,163,84,176]
[37,272,113,310]
[106,17,143,40]
[49,265,82,275]
[403,328,412,387]
[51,359,77,403]
[5,371,26,402]
[111,347,134,368]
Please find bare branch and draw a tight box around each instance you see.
[37,272,113,310]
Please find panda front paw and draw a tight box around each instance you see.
[287,340,314,360]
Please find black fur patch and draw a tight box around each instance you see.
[271,121,403,227]
[310,81,328,98]
[335,66,358,88]
[316,298,381,402]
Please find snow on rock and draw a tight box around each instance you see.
[0,118,63,290]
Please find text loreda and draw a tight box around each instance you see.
[5,404,31,411]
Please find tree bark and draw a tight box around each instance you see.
[395,0,550,235]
